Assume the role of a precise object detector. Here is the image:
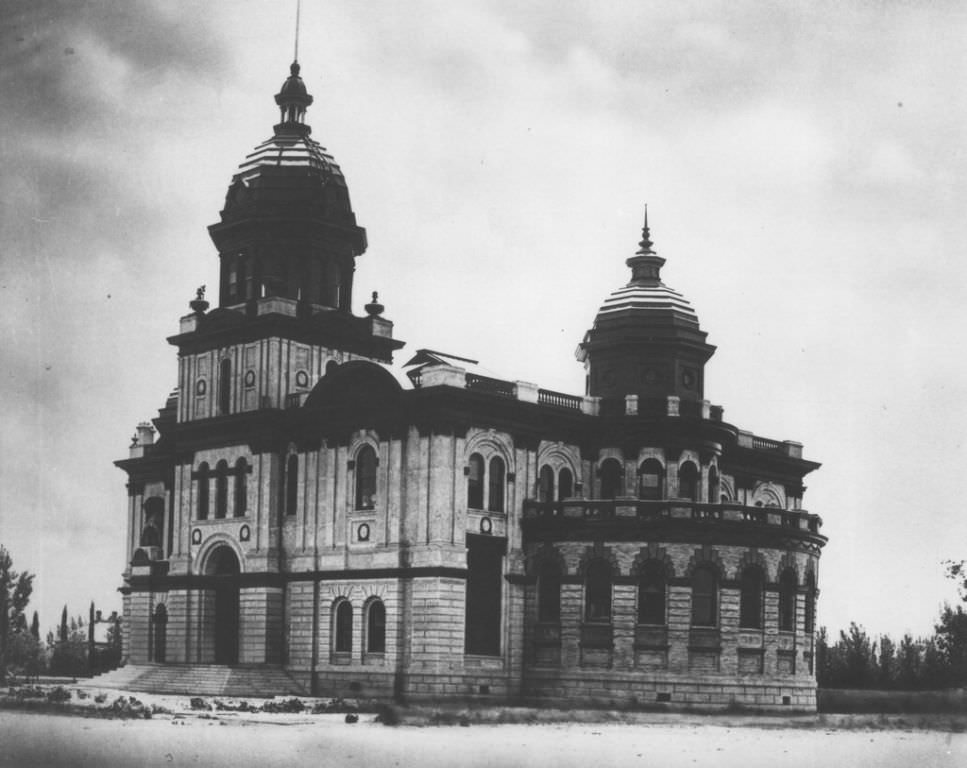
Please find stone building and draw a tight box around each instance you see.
[116,60,826,709]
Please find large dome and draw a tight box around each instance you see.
[213,61,358,232]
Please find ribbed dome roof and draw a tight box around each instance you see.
[236,133,346,186]
[595,281,700,328]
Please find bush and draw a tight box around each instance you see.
[819,688,967,714]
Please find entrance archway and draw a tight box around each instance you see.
[206,546,240,665]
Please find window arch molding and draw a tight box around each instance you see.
[195,534,246,575]
[464,429,515,512]
[752,482,784,509]
[536,442,580,499]
[684,546,725,582]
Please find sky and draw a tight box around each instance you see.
[2,0,966,643]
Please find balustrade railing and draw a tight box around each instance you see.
[752,436,783,451]
[537,388,584,410]
[522,498,821,534]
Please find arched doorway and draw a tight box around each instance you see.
[207,546,240,665]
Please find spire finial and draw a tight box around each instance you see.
[626,204,665,284]
[294,0,301,63]
[637,204,654,255]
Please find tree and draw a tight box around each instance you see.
[816,626,833,687]
[49,607,89,678]
[878,634,896,688]
[896,633,921,690]
[59,605,68,644]
[921,636,947,689]
[30,611,39,641]
[0,545,36,683]
[945,559,967,601]
[935,603,967,686]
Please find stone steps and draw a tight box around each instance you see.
[85,664,308,698]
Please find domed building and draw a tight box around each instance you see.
[114,60,825,709]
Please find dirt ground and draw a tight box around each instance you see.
[1,709,965,768]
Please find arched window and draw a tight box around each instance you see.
[804,572,816,634]
[218,358,232,415]
[537,559,562,623]
[196,462,210,520]
[152,604,167,663]
[467,453,484,509]
[679,461,699,501]
[638,458,664,501]
[779,569,797,631]
[739,566,764,629]
[599,458,623,499]
[538,465,554,503]
[215,460,228,519]
[366,599,386,654]
[488,456,505,513]
[691,565,717,626]
[637,562,666,625]
[355,445,377,510]
[334,600,353,653]
[285,454,299,516]
[708,465,719,504]
[558,467,573,500]
[234,458,247,517]
[584,560,612,623]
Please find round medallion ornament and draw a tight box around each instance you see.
[195,379,207,396]
[682,370,696,389]
[244,370,256,387]
[357,523,371,542]
[480,517,493,534]
[295,370,309,388]
[191,528,202,545]
[239,524,251,542]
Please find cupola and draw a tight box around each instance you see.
[577,210,716,409]
[208,60,366,311]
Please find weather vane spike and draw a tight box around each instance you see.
[294,0,301,63]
